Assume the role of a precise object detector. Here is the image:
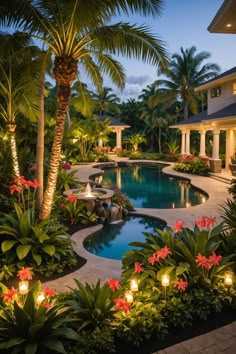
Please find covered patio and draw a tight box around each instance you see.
[98,114,130,150]
[171,103,236,173]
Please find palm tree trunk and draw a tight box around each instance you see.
[39,84,71,220]
[7,124,20,177]
[158,127,162,153]
[184,100,188,120]
[36,68,45,210]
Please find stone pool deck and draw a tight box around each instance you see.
[43,159,236,353]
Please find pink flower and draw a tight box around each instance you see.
[31,179,40,188]
[113,298,131,313]
[66,194,78,202]
[208,252,222,266]
[174,279,188,291]
[44,287,56,299]
[14,176,26,184]
[173,220,184,233]
[1,288,18,302]
[10,184,22,194]
[17,267,33,280]
[134,262,144,273]
[106,279,121,292]
[148,252,159,265]
[61,162,71,170]
[60,203,66,208]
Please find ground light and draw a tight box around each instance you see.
[130,278,139,292]
[19,280,29,295]
[161,274,170,299]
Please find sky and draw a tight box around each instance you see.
[105,0,236,101]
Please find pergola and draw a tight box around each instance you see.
[98,114,130,150]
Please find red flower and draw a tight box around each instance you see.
[208,252,222,265]
[42,303,52,308]
[174,279,188,291]
[17,267,33,280]
[66,194,78,202]
[61,162,71,170]
[1,287,18,302]
[195,217,207,229]
[60,203,66,208]
[205,217,217,228]
[158,246,172,259]
[31,179,40,188]
[113,298,131,313]
[23,180,33,188]
[148,252,159,265]
[29,162,36,171]
[195,254,211,269]
[70,218,77,224]
[134,262,144,273]
[44,287,56,299]
[14,176,26,184]
[106,279,121,292]
[173,220,184,233]
[10,184,22,194]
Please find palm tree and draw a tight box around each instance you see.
[0,34,39,177]
[0,0,168,220]
[149,46,220,120]
[92,87,121,117]
[125,134,146,152]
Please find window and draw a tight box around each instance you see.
[210,86,221,98]
[233,83,236,95]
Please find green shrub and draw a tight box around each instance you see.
[174,156,210,176]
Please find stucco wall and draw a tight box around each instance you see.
[207,79,236,114]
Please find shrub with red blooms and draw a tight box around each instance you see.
[61,161,71,170]
[9,175,40,211]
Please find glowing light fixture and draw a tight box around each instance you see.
[19,280,29,295]
[130,278,138,292]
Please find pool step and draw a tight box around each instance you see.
[209,173,231,185]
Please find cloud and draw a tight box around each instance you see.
[126,75,151,85]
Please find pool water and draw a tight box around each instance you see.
[84,216,165,260]
[95,163,207,208]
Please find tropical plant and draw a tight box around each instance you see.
[0,275,79,353]
[0,33,40,177]
[149,46,220,120]
[124,134,146,152]
[174,156,210,176]
[112,190,134,211]
[56,168,80,192]
[0,203,75,276]
[122,217,234,289]
[0,0,168,220]
[92,86,121,117]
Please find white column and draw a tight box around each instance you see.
[181,130,186,154]
[98,138,103,147]
[116,129,122,149]
[212,129,220,159]
[199,130,206,157]
[226,129,235,169]
[185,130,190,155]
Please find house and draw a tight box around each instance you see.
[170,0,236,173]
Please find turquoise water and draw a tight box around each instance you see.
[95,163,207,209]
[84,216,165,260]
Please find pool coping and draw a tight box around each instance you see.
[43,159,231,291]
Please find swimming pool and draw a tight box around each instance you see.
[94,163,208,209]
[84,215,165,260]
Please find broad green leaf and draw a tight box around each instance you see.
[0,337,25,350]
[32,253,42,266]
[42,245,55,256]
[42,338,66,354]
[16,245,32,260]
[1,240,17,252]
[25,342,37,354]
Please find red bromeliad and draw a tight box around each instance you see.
[113,298,131,313]
[1,288,18,302]
[106,279,121,292]
[173,220,184,233]
[17,267,33,280]
[174,279,188,291]
[134,262,144,273]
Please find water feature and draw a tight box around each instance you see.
[93,163,208,209]
[84,215,165,260]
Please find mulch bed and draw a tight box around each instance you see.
[115,307,236,354]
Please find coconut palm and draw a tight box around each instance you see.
[149,46,220,120]
[0,0,168,220]
[92,87,121,117]
[0,34,39,177]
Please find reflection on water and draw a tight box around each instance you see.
[84,216,165,260]
[94,163,208,209]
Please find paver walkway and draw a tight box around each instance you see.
[43,159,235,353]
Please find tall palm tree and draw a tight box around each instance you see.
[0,0,168,220]
[149,46,220,120]
[0,34,39,177]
